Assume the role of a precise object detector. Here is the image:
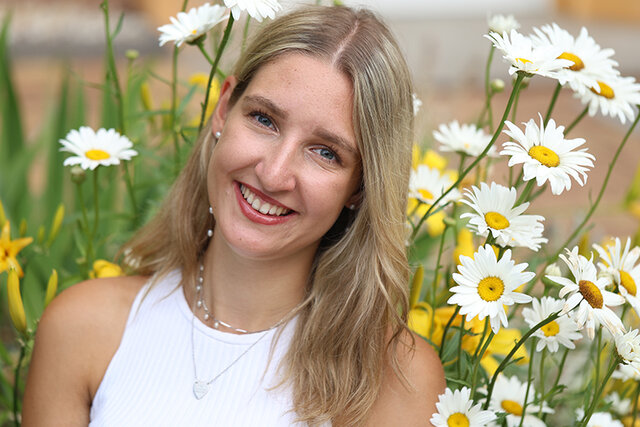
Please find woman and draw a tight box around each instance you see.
[23,5,445,426]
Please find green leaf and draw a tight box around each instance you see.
[0,13,25,160]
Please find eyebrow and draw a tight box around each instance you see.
[243,95,358,155]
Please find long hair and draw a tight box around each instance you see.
[121,5,414,425]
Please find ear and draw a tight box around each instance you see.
[211,75,238,135]
[345,191,362,210]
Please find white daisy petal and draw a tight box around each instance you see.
[223,0,282,22]
[431,386,497,427]
[409,165,461,207]
[59,126,138,170]
[486,375,553,427]
[158,3,229,47]
[523,296,582,353]
[433,120,496,157]
[500,114,595,195]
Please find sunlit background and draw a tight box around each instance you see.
[2,0,640,239]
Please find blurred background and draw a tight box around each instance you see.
[1,0,639,240]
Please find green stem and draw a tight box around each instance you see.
[544,82,562,126]
[76,182,94,268]
[579,352,620,427]
[457,316,465,378]
[470,320,492,400]
[12,344,26,427]
[511,86,521,123]
[429,227,449,338]
[92,168,100,241]
[515,179,535,206]
[439,305,461,358]
[122,163,138,226]
[171,46,180,176]
[518,338,537,427]
[564,106,589,136]
[199,16,235,134]
[197,41,215,65]
[101,0,125,133]
[594,327,603,401]
[484,46,495,131]
[543,346,570,422]
[483,311,560,409]
[537,348,547,418]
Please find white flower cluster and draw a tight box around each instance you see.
[485,22,640,124]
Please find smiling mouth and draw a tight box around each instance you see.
[239,184,292,216]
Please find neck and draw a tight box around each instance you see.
[190,233,314,334]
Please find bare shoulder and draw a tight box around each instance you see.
[22,275,148,426]
[366,330,445,426]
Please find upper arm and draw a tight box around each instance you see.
[21,276,146,427]
[366,332,446,427]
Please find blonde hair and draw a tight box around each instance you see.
[122,5,414,425]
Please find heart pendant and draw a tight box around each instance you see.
[193,380,209,400]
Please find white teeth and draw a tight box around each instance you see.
[239,183,291,216]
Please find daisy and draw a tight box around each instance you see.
[59,127,138,170]
[530,23,619,93]
[574,73,640,125]
[449,245,533,333]
[485,375,553,427]
[614,328,640,377]
[612,362,640,382]
[409,165,461,208]
[224,0,282,22]
[605,392,631,417]
[460,182,547,250]
[484,29,572,80]
[522,297,582,353]
[575,408,624,427]
[593,237,640,317]
[547,247,625,338]
[430,387,497,427]
[158,3,229,47]
[500,115,595,195]
[433,121,496,157]
[487,14,520,34]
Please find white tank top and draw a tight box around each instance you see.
[90,271,324,426]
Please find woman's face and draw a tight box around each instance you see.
[208,53,361,262]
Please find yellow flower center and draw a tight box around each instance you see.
[501,399,523,416]
[516,57,532,65]
[419,189,434,201]
[447,412,470,427]
[590,81,615,99]
[620,270,637,296]
[541,320,560,337]
[85,149,111,161]
[485,212,510,230]
[558,52,585,71]
[477,276,504,302]
[192,29,198,35]
[528,146,560,168]
[579,280,604,309]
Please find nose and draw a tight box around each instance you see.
[254,140,297,193]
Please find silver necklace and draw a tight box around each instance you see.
[190,262,290,400]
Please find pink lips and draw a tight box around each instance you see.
[234,182,295,225]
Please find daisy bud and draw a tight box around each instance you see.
[70,165,86,184]
[45,269,58,308]
[37,225,46,244]
[48,203,65,246]
[409,265,424,308]
[490,78,505,93]
[513,73,530,89]
[125,49,139,60]
[0,199,6,228]
[7,268,27,336]
[545,263,561,277]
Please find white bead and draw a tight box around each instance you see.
[196,300,202,308]
[207,229,213,237]
[209,206,213,214]
[204,313,210,320]
[196,285,202,292]
[213,320,220,329]
[198,276,204,283]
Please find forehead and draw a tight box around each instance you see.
[240,53,358,150]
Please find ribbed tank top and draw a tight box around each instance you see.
[90,270,323,426]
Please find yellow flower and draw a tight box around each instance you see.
[7,268,27,335]
[0,199,6,228]
[412,146,447,171]
[188,74,221,127]
[0,221,33,277]
[45,269,58,307]
[409,265,424,308]
[90,260,124,279]
[453,228,475,265]
[630,200,640,219]
[408,302,433,339]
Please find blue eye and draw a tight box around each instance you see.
[315,147,336,161]
[253,112,273,128]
